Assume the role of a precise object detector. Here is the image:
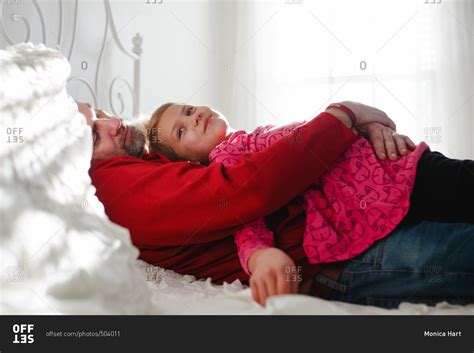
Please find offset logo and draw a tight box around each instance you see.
[12,324,34,344]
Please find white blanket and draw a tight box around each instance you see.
[135,260,474,315]
[1,43,472,315]
[0,43,151,314]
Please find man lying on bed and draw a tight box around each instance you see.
[76,101,474,308]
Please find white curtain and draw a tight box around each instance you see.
[222,0,473,159]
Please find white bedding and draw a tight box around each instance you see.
[1,43,473,315]
[135,260,474,315]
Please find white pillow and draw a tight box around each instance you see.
[0,43,152,314]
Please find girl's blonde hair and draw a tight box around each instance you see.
[146,102,183,161]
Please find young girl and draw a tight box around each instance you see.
[145,102,474,280]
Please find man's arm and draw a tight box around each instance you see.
[89,111,358,247]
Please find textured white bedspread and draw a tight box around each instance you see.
[136,261,474,315]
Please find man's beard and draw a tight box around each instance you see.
[119,125,146,158]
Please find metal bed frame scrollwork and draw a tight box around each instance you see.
[0,0,142,117]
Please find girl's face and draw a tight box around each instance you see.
[155,104,230,163]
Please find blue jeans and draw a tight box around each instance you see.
[315,220,474,309]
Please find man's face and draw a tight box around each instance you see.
[76,102,146,161]
[156,104,229,163]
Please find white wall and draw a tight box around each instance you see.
[1,0,473,158]
[0,0,225,121]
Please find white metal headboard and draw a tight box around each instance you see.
[0,0,142,117]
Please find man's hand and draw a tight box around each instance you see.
[247,247,300,307]
[339,101,397,130]
[358,122,416,160]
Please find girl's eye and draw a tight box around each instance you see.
[186,106,193,116]
[178,127,185,139]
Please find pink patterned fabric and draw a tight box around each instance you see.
[209,122,429,275]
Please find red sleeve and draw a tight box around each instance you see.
[89,112,357,247]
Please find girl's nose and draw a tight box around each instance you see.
[193,108,204,126]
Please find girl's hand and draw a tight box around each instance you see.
[358,122,416,160]
[339,101,397,130]
[247,247,300,307]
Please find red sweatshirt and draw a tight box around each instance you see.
[89,112,358,285]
